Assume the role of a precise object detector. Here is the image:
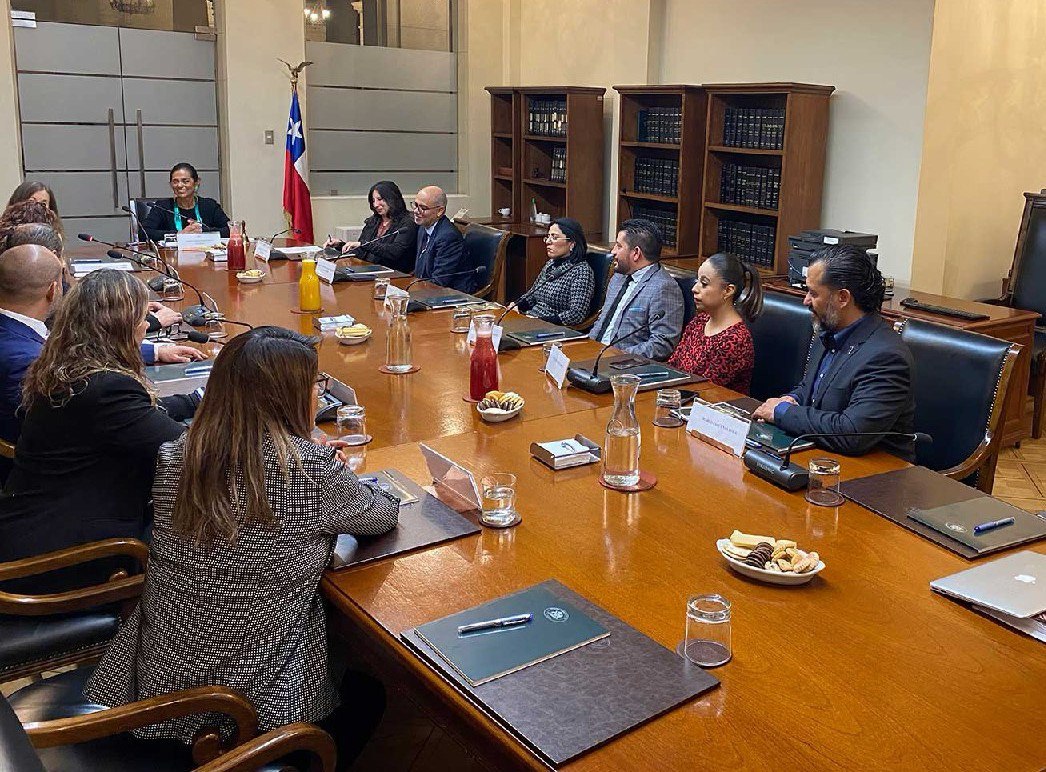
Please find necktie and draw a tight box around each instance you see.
[419,229,430,255]
[595,274,634,340]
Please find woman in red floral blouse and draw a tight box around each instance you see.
[668,252,764,393]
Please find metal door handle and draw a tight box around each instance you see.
[136,109,146,197]
[107,108,118,208]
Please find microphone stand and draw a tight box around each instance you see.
[566,313,666,394]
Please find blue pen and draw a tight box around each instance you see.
[531,331,564,340]
[973,516,1015,535]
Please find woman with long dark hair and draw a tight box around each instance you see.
[326,180,416,272]
[7,181,62,237]
[139,162,231,241]
[512,217,595,327]
[86,326,399,767]
[668,252,764,393]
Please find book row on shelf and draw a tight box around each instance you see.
[634,157,679,197]
[720,163,780,210]
[632,204,678,248]
[527,98,568,137]
[717,219,776,268]
[722,107,786,150]
[550,147,566,183]
[637,106,682,145]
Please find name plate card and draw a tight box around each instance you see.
[176,231,222,258]
[545,344,570,389]
[466,320,504,351]
[253,240,272,261]
[686,400,749,457]
[384,284,410,312]
[315,257,337,284]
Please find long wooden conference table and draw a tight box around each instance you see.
[73,245,1046,770]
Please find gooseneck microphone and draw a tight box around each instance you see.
[340,227,408,257]
[404,265,486,292]
[743,430,933,491]
[566,312,666,394]
[132,201,215,231]
[103,249,215,326]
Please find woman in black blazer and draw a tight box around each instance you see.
[326,180,416,273]
[140,162,231,242]
[0,270,200,593]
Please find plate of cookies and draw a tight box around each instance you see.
[716,530,825,585]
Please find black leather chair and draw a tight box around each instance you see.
[463,223,509,300]
[748,290,814,401]
[129,198,166,242]
[4,667,335,771]
[674,275,697,328]
[0,539,147,684]
[573,247,616,331]
[896,318,1020,493]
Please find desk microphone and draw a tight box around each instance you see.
[566,312,665,394]
[135,201,217,232]
[100,247,215,326]
[264,226,302,260]
[404,266,486,292]
[340,227,409,257]
[743,430,933,491]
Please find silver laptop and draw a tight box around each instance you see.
[930,551,1046,619]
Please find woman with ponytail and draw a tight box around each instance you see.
[668,252,763,393]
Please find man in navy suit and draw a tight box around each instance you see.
[753,244,916,461]
[411,185,478,293]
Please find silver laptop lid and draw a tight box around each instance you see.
[930,551,1046,619]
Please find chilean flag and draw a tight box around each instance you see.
[282,87,314,243]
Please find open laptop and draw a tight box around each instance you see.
[930,550,1046,619]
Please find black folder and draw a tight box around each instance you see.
[501,317,586,347]
[401,580,719,767]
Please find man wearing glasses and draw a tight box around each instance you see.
[411,185,476,293]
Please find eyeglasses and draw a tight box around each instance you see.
[543,234,571,243]
[411,201,438,213]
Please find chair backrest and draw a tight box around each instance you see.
[748,290,814,401]
[1009,193,1046,316]
[898,318,1018,481]
[0,695,44,772]
[464,223,509,300]
[674,274,697,328]
[128,197,165,242]
[574,246,615,331]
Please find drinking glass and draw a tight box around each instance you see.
[539,341,559,372]
[336,405,368,446]
[806,457,843,506]
[451,308,472,333]
[653,389,684,427]
[480,473,519,528]
[683,594,731,667]
[161,277,184,302]
[373,277,390,300]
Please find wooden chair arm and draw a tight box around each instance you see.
[0,538,149,616]
[196,723,336,772]
[937,434,994,486]
[25,685,258,762]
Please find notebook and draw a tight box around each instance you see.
[909,497,1046,553]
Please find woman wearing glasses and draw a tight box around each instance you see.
[512,218,595,327]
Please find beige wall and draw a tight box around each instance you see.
[658,0,935,286]
[0,0,23,199]
[911,0,1046,299]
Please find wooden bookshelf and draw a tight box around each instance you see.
[487,86,606,235]
[614,85,706,257]
[699,82,834,274]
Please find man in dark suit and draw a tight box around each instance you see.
[753,244,916,460]
[411,185,478,293]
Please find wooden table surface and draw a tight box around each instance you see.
[69,244,1046,770]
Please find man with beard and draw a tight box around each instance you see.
[752,245,916,460]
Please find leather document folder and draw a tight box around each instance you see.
[839,465,1046,559]
[411,584,610,687]
[401,580,719,767]
[329,469,479,569]
[501,316,586,347]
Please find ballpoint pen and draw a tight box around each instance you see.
[531,331,564,340]
[457,613,533,635]
[972,516,1016,535]
[637,370,671,378]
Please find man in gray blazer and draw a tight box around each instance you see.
[588,218,684,361]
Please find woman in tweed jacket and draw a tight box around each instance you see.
[513,217,595,327]
[85,326,399,760]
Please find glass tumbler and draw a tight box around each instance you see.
[653,389,684,427]
[451,308,472,333]
[161,277,184,302]
[806,457,843,507]
[373,277,390,300]
[683,594,732,667]
[336,405,368,446]
[480,473,519,528]
[540,341,560,372]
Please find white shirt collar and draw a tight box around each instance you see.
[424,221,438,237]
[0,307,48,339]
[626,262,657,284]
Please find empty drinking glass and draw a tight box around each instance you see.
[540,341,559,372]
[336,405,368,446]
[161,277,184,302]
[683,594,732,667]
[653,389,684,427]
[373,277,390,300]
[806,457,843,507]
[480,473,519,528]
[451,308,472,333]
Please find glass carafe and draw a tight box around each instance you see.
[298,258,322,312]
[469,313,499,400]
[226,221,246,272]
[603,374,641,486]
[385,293,413,372]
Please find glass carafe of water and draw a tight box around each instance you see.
[603,374,641,486]
[385,293,413,372]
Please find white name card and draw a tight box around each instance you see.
[686,401,749,457]
[315,257,337,284]
[466,320,503,351]
[176,231,222,258]
[383,284,409,311]
[545,344,569,389]
[254,240,272,261]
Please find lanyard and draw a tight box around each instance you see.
[173,198,202,231]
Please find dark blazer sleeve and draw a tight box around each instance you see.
[141,199,175,242]
[776,345,913,455]
[430,224,469,291]
[317,447,400,536]
[200,198,230,238]
[355,213,417,272]
[90,373,188,455]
